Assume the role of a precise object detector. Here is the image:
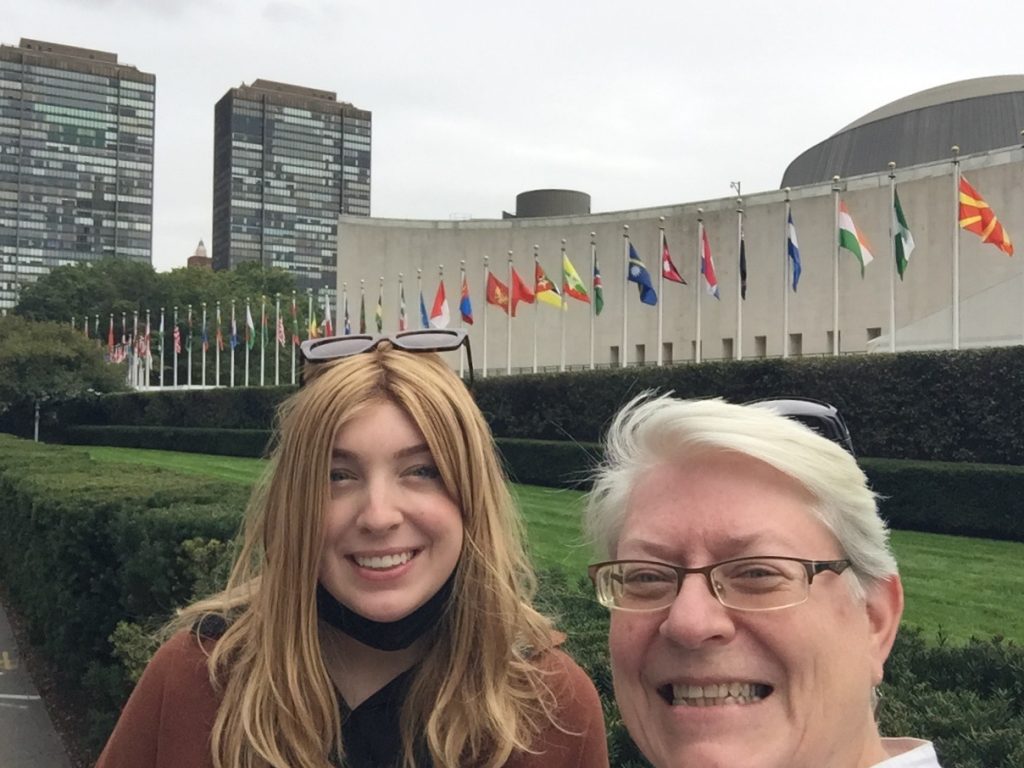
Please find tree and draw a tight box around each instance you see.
[0,316,126,440]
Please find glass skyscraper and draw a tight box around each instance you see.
[212,79,370,295]
[0,39,155,311]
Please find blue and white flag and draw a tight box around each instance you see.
[787,210,802,292]
[627,243,657,306]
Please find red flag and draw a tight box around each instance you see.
[173,325,182,354]
[486,271,510,314]
[290,300,300,346]
[510,267,535,317]
[662,237,686,284]
[107,317,114,357]
[429,281,450,328]
[959,176,1013,256]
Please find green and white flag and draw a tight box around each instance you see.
[838,200,874,276]
[893,188,915,280]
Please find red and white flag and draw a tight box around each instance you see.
[429,280,450,328]
[662,237,686,284]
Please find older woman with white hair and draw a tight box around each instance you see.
[585,394,942,768]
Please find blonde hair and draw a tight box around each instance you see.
[585,394,898,590]
[174,346,557,767]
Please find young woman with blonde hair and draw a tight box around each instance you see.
[98,330,607,768]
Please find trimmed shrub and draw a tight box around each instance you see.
[65,424,273,457]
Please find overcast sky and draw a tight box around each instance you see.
[8,0,1024,272]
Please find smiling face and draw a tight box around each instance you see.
[609,451,902,768]
[319,399,464,624]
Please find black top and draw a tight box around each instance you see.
[335,667,433,768]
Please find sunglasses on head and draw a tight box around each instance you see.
[299,328,475,386]
[747,396,856,456]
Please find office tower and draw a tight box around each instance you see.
[212,79,370,295]
[0,38,155,311]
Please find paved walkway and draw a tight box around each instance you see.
[0,598,71,768]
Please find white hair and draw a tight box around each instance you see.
[583,394,898,591]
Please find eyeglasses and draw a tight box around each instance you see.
[588,556,851,613]
[299,329,474,386]
[747,397,856,456]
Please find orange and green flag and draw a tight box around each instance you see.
[959,176,1013,256]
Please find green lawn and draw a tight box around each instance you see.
[82,446,1024,644]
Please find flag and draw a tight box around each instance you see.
[375,287,383,333]
[323,297,334,337]
[230,312,238,350]
[173,324,182,354]
[593,260,604,316]
[739,236,747,300]
[186,310,193,349]
[700,228,720,299]
[201,323,209,353]
[308,308,319,339]
[510,267,534,317]
[562,253,590,303]
[486,271,510,314]
[838,200,875,275]
[460,274,473,324]
[787,210,802,292]
[245,305,255,350]
[276,314,286,347]
[892,188,915,279]
[343,295,351,335]
[359,293,367,334]
[662,237,686,284]
[260,303,268,347]
[399,284,407,331]
[290,299,300,346]
[419,290,429,328]
[959,176,1013,256]
[627,243,657,305]
[534,261,562,307]
[107,317,115,357]
[215,322,224,352]
[430,281,450,328]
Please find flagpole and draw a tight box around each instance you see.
[145,309,151,388]
[173,306,179,387]
[459,261,466,378]
[213,301,220,386]
[736,197,744,361]
[482,256,489,378]
[506,252,513,375]
[589,233,597,371]
[952,145,961,350]
[378,276,384,333]
[360,280,366,333]
[275,294,281,386]
[695,212,703,364]
[201,302,207,386]
[832,176,841,357]
[186,304,193,387]
[559,239,567,372]
[160,307,165,387]
[261,296,267,386]
[783,193,791,359]
[229,300,236,388]
[622,225,629,368]
[657,218,665,366]
[132,310,139,387]
[290,291,296,385]
[244,297,250,387]
[532,244,539,374]
[888,162,898,353]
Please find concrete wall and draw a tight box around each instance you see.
[337,146,1024,375]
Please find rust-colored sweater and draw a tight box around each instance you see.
[96,630,609,768]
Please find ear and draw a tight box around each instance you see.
[864,575,904,684]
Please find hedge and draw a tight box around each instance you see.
[46,346,1024,465]
[65,424,274,458]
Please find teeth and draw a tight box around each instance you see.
[671,682,768,706]
[354,551,413,569]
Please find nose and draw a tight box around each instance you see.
[658,571,736,649]
[356,476,403,533]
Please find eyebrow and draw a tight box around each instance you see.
[623,531,796,562]
[330,443,433,462]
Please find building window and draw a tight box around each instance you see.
[788,333,802,356]
[610,345,620,368]
[722,338,734,360]
[661,342,673,365]
[754,335,767,358]
[826,330,842,354]
[635,344,646,365]
[867,327,882,340]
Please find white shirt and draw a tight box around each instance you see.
[875,738,943,767]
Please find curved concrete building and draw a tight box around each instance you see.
[782,76,1024,187]
[511,189,591,218]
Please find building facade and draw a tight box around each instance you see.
[0,38,155,311]
[212,79,370,296]
[338,145,1024,375]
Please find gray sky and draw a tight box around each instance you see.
[8,0,1024,272]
